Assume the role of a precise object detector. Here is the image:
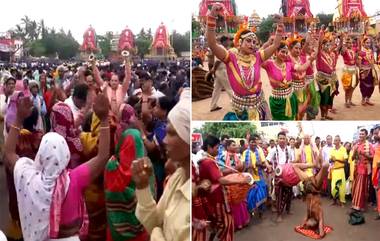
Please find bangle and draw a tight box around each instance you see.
[11,124,21,132]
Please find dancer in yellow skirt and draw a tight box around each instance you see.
[340,36,359,108]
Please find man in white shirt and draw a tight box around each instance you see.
[267,131,294,222]
[321,135,334,196]
[209,36,233,112]
[64,83,88,128]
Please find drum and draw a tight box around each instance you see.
[225,173,254,204]
[275,164,300,187]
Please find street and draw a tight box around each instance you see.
[234,198,379,241]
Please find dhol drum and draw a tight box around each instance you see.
[225,172,254,204]
[275,164,300,187]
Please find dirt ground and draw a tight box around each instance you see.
[234,197,379,241]
[192,56,380,121]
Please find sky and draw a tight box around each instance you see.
[192,121,379,142]
[0,0,190,43]
[192,0,379,18]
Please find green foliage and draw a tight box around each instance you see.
[198,122,257,139]
[97,33,112,59]
[171,31,190,56]
[10,15,80,59]
[29,41,46,56]
[316,13,334,29]
[136,28,153,58]
[192,16,202,39]
[257,16,275,43]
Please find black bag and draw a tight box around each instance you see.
[348,211,365,225]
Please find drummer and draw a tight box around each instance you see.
[242,134,271,217]
[198,135,251,241]
[266,131,295,222]
[219,140,250,230]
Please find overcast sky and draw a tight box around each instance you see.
[193,0,379,18]
[192,121,379,142]
[0,0,190,43]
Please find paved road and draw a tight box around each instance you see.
[192,56,380,121]
[235,198,379,241]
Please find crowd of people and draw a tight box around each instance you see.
[0,54,191,241]
[196,3,380,121]
[192,125,380,240]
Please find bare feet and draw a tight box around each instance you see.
[329,108,338,114]
[366,100,374,106]
[276,215,283,223]
[349,101,356,106]
[362,100,367,106]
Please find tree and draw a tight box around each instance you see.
[198,122,257,139]
[316,13,334,29]
[192,16,202,39]
[39,19,47,39]
[136,28,152,58]
[9,16,80,60]
[171,31,190,56]
[257,16,275,43]
[97,33,112,59]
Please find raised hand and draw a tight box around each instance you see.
[93,94,110,121]
[131,157,153,189]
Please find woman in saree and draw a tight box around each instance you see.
[287,37,316,120]
[262,41,315,120]
[302,34,321,120]
[340,36,359,108]
[79,110,117,241]
[357,36,379,106]
[315,26,339,120]
[219,140,250,230]
[206,3,284,120]
[5,102,43,240]
[4,94,110,241]
[104,129,151,241]
[50,102,84,169]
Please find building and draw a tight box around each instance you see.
[146,22,177,61]
[198,0,242,35]
[333,0,368,35]
[282,0,316,35]
[0,32,23,62]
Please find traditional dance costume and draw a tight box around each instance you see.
[219,151,250,229]
[222,48,271,120]
[316,49,338,110]
[262,60,297,120]
[358,48,378,101]
[242,147,268,213]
